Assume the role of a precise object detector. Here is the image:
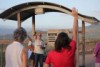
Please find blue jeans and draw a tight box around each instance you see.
[34,53,44,67]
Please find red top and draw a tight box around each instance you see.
[45,40,76,67]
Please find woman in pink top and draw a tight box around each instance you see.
[44,8,78,67]
[94,42,100,67]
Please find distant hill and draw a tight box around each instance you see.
[0,27,14,35]
[0,27,46,40]
[0,23,100,40]
[85,23,100,39]
[0,26,14,39]
[86,23,100,29]
[0,26,31,39]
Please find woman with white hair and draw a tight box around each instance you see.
[5,27,28,67]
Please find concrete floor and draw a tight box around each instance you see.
[79,54,95,67]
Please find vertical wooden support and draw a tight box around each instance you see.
[1,44,3,67]
[82,21,85,67]
[76,20,79,67]
[32,16,35,35]
[17,13,21,29]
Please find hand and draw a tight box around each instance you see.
[28,45,34,52]
[40,45,45,49]
[72,8,78,18]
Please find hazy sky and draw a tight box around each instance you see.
[0,0,100,30]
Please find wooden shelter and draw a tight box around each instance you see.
[0,2,100,67]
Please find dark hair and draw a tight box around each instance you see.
[55,32,71,52]
[13,27,27,42]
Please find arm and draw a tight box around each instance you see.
[28,45,34,52]
[41,41,46,49]
[27,36,34,52]
[93,43,99,57]
[44,64,50,67]
[21,47,28,67]
[27,35,32,42]
[72,8,78,41]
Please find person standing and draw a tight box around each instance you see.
[44,8,78,67]
[34,33,45,67]
[94,42,100,67]
[28,34,36,67]
[5,27,28,67]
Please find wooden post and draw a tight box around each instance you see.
[81,21,85,67]
[1,44,3,67]
[17,13,21,28]
[76,20,79,67]
[32,16,35,35]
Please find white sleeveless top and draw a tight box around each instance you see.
[34,40,45,54]
[5,41,24,67]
